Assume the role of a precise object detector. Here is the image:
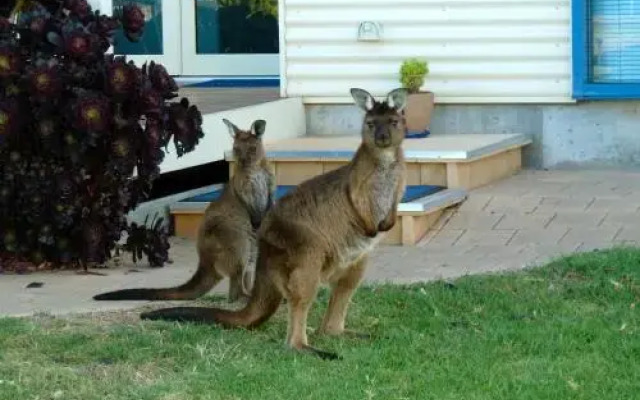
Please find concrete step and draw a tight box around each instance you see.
[170,185,468,246]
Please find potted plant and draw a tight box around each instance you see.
[399,58,434,139]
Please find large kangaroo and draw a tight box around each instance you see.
[94,118,275,302]
[140,88,408,360]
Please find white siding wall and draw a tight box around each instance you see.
[280,0,572,104]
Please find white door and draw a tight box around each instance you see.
[179,0,279,76]
[95,0,182,75]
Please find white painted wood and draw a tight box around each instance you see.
[279,0,288,97]
[280,0,572,103]
[159,98,306,173]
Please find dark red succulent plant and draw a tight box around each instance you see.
[105,56,137,98]
[0,1,206,272]
[140,87,162,115]
[16,2,51,37]
[74,95,111,133]
[36,117,56,139]
[67,0,91,19]
[147,61,178,96]
[0,17,10,33]
[0,100,22,139]
[64,30,93,59]
[0,45,20,77]
[29,65,62,98]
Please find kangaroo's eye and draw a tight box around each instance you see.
[390,119,398,127]
[366,121,375,129]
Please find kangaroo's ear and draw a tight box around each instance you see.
[222,118,239,138]
[350,88,376,112]
[386,88,408,112]
[251,119,266,137]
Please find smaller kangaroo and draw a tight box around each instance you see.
[140,88,408,360]
[94,118,275,302]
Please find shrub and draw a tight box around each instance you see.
[0,0,205,272]
[399,58,429,94]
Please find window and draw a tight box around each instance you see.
[572,0,640,99]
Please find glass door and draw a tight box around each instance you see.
[96,0,182,75]
[180,0,279,76]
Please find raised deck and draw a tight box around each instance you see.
[170,184,467,245]
[226,134,531,189]
[170,133,530,246]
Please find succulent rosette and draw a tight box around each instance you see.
[0,45,21,78]
[28,64,62,99]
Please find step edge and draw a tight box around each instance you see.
[224,134,532,162]
[170,188,468,215]
[397,188,468,213]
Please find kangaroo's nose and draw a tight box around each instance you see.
[375,126,390,141]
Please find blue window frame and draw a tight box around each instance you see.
[572,0,640,99]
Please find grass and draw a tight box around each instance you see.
[1,247,639,400]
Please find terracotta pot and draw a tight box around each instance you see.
[403,91,434,139]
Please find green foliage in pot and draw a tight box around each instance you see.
[399,58,429,94]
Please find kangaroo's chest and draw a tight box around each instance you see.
[244,170,271,216]
[336,235,382,269]
[335,161,401,270]
[371,163,401,224]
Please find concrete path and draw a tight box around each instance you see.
[2,169,639,317]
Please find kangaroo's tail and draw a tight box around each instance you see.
[139,249,282,329]
[93,258,219,301]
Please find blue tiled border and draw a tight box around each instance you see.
[176,76,280,88]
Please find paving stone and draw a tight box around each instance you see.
[545,211,609,230]
[455,229,516,246]
[599,212,640,229]
[445,212,504,230]
[575,242,617,253]
[586,198,640,213]
[507,226,570,246]
[428,208,459,231]
[472,183,534,197]
[612,227,640,243]
[420,229,466,247]
[534,196,594,213]
[558,184,635,199]
[494,213,556,230]
[483,195,542,214]
[558,227,621,249]
[513,243,585,265]
[457,194,492,212]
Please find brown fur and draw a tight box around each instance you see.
[140,88,408,360]
[93,119,275,302]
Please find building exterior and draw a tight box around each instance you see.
[98,0,640,169]
[91,0,280,85]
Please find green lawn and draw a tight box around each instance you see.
[1,247,639,400]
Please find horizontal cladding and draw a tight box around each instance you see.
[282,0,572,102]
